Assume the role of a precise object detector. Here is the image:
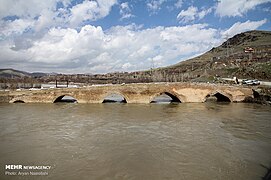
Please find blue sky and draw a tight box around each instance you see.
[0,0,270,73]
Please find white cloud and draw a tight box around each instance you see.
[0,0,71,19]
[147,0,167,14]
[0,0,117,36]
[177,6,198,23]
[34,10,59,32]
[69,0,117,27]
[198,7,213,19]
[0,19,34,37]
[119,2,134,20]
[177,6,213,23]
[263,6,271,12]
[69,0,98,27]
[175,0,183,8]
[0,23,222,73]
[215,0,271,17]
[222,19,267,37]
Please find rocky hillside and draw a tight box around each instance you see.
[155,30,271,82]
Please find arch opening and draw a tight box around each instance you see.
[151,92,181,104]
[54,95,78,103]
[205,93,231,102]
[13,100,25,103]
[102,93,127,103]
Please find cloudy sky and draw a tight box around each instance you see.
[0,0,270,73]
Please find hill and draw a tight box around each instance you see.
[154,30,271,82]
[0,68,48,78]
[0,69,32,78]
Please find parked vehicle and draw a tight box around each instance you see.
[242,79,260,85]
[252,80,260,85]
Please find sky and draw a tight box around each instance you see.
[0,0,270,74]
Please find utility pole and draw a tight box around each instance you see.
[224,33,230,57]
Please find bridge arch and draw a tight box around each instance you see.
[10,97,26,103]
[101,92,128,103]
[13,100,25,103]
[53,95,78,103]
[205,91,232,102]
[150,91,183,103]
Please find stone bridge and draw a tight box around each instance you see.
[0,82,253,103]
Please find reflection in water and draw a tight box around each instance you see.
[151,93,181,104]
[54,95,78,103]
[0,103,270,179]
[205,93,231,102]
[13,100,25,103]
[103,94,127,103]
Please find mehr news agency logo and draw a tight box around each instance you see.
[5,164,51,176]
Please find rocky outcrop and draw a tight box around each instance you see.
[243,88,271,105]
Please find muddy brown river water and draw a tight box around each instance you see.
[0,103,270,179]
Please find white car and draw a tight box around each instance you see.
[242,79,260,85]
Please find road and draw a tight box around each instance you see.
[221,78,271,86]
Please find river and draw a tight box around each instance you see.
[0,103,270,179]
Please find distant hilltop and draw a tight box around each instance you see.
[0,68,51,78]
[0,69,32,78]
[1,30,271,83]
